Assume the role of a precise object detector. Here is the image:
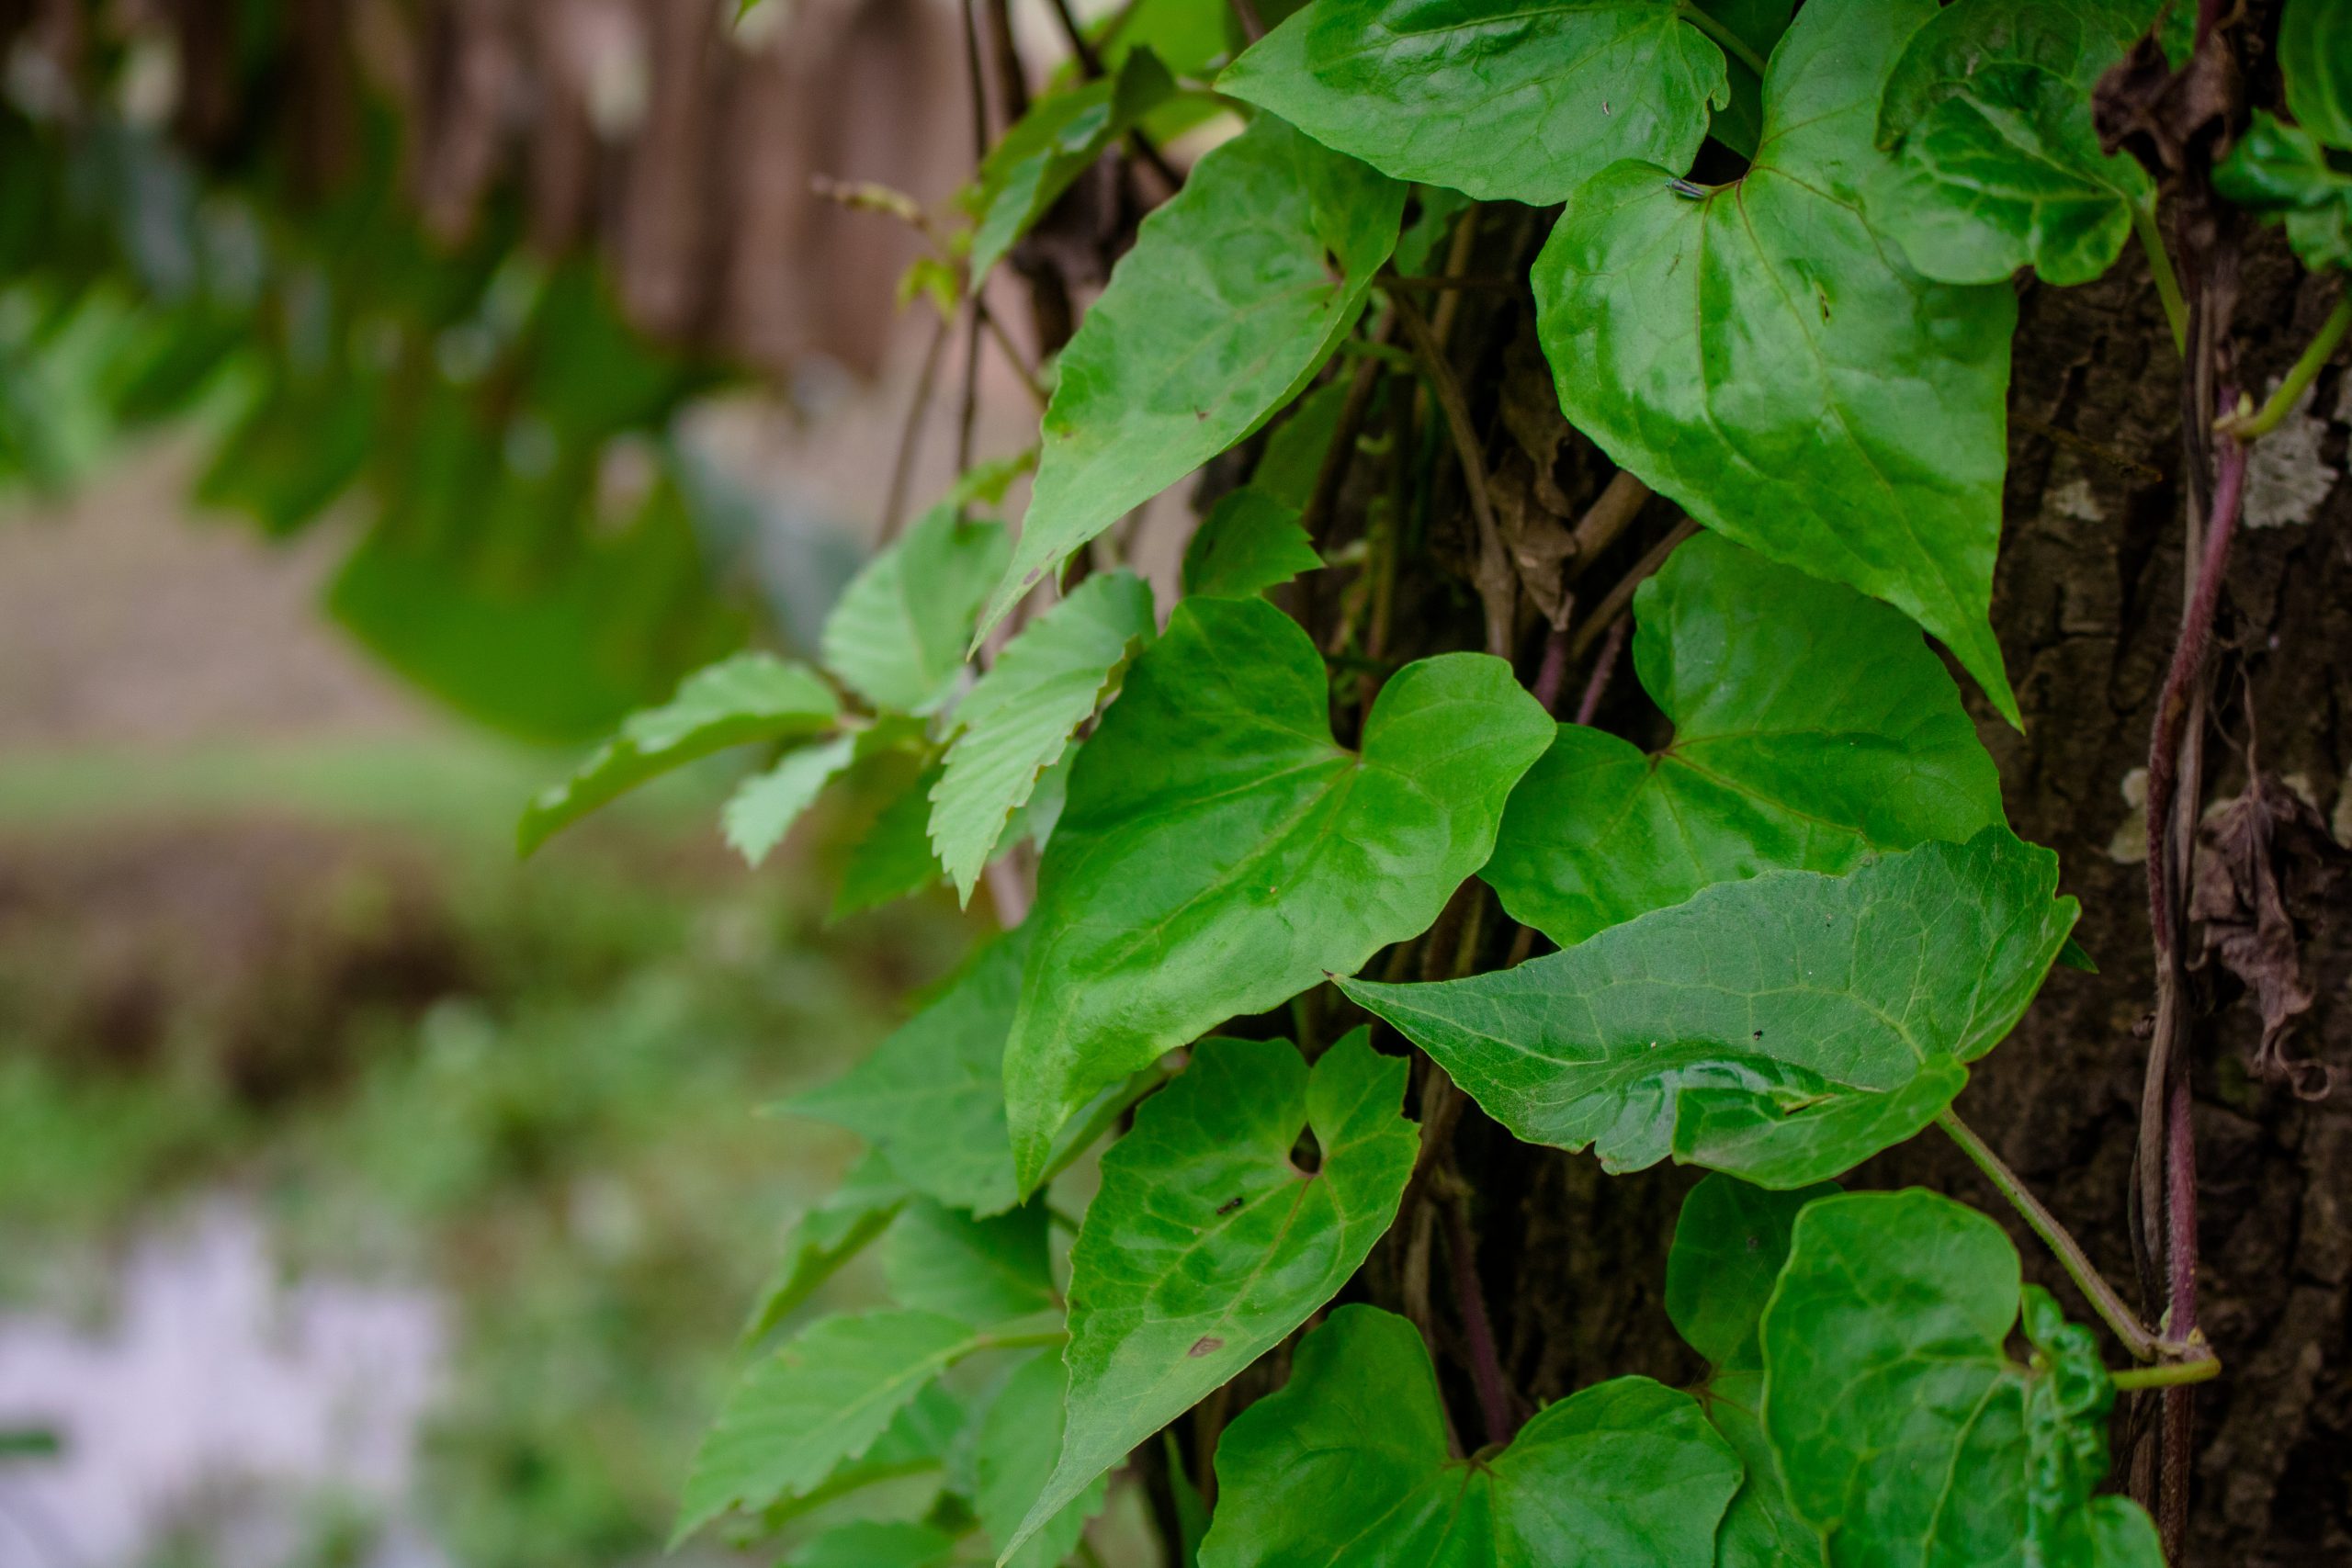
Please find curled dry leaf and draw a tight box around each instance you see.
[2190,770,2350,1100]
[2093,28,2240,183]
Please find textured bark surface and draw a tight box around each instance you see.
[1412,235,2352,1565]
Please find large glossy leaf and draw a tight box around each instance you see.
[967,50,1177,284]
[519,652,839,853]
[2281,0,2352,151]
[929,570,1156,905]
[1001,596,1551,1179]
[1010,1032,1419,1555]
[824,505,1009,716]
[1871,0,2158,287]
[1199,1304,1740,1567]
[1665,1174,1835,1568]
[675,1309,981,1540]
[1760,1190,2165,1568]
[1345,829,2079,1188]
[1219,0,1728,206]
[978,1354,1111,1568]
[1484,532,2004,946]
[786,931,1030,1217]
[1533,0,2021,724]
[977,116,1404,642]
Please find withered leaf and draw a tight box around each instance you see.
[2190,772,2349,1100]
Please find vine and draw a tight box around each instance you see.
[531,1,2349,1563]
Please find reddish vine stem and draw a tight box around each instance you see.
[1442,1189,1515,1450]
[2138,392,2244,1557]
[1572,615,1630,728]
[1572,518,1697,661]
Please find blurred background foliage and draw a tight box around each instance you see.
[0,0,1112,1562]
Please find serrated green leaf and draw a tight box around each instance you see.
[969,50,1178,284]
[676,1309,982,1541]
[782,1520,961,1568]
[724,735,858,866]
[1219,0,1729,206]
[1666,1174,1835,1567]
[825,505,1009,715]
[884,1200,1057,1325]
[1011,1032,1419,1555]
[1871,0,2158,287]
[763,1381,969,1529]
[1484,532,2005,947]
[2215,111,2352,272]
[1199,1304,1741,1568]
[1344,829,2079,1188]
[1181,489,1323,599]
[787,931,1029,1217]
[1533,0,2021,725]
[837,760,950,919]
[741,1150,910,1347]
[978,1354,1110,1568]
[977,116,1404,642]
[1760,1190,2164,1568]
[2282,0,2352,151]
[519,652,838,853]
[1001,596,1551,1180]
[931,571,1157,904]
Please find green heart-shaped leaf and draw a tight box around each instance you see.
[1666,1174,1837,1567]
[1009,1032,1418,1556]
[1871,0,2159,287]
[1484,531,2004,947]
[1761,1190,2165,1568]
[1533,0,2021,723]
[1220,0,1728,206]
[978,116,1404,642]
[1002,595,1551,1179]
[1345,829,2078,1188]
[1199,1303,1742,1567]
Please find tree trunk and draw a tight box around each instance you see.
[1396,231,2351,1566]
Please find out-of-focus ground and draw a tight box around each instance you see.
[0,347,1119,1564]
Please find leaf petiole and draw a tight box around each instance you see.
[2132,202,2190,356]
[1675,2,1769,79]
[2110,1354,2221,1391]
[1936,1109,2192,1364]
[2217,290,2352,440]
